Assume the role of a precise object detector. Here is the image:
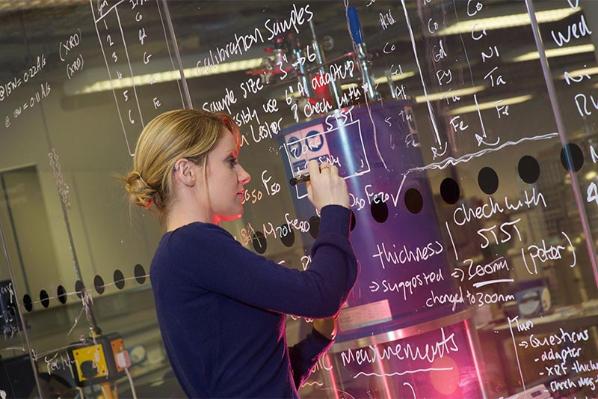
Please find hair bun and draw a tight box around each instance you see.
[124,170,156,209]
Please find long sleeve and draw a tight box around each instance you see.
[289,327,334,389]
[166,205,358,318]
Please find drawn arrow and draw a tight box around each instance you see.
[431,142,448,159]
[475,134,500,147]
[369,281,380,293]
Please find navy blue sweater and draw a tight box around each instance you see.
[150,205,358,398]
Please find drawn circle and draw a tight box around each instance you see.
[440,178,460,204]
[40,290,50,308]
[279,224,295,247]
[305,130,324,152]
[134,264,146,284]
[560,143,584,172]
[114,269,125,290]
[350,210,357,231]
[252,231,267,254]
[75,280,85,299]
[371,196,388,223]
[518,155,540,183]
[405,188,423,214]
[478,167,499,195]
[57,285,67,304]
[309,216,320,239]
[23,294,32,312]
[94,275,105,294]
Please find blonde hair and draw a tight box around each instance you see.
[123,109,240,216]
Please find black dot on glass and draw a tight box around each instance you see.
[518,155,540,183]
[252,231,267,254]
[371,196,388,223]
[114,270,125,290]
[134,264,146,284]
[478,167,499,195]
[94,275,105,294]
[75,280,85,299]
[40,290,49,308]
[309,216,320,239]
[279,224,295,247]
[350,210,357,231]
[57,285,67,304]
[23,294,32,312]
[405,188,423,214]
[560,143,584,172]
[440,178,460,204]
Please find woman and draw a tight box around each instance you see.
[123,109,358,398]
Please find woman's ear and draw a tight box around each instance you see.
[173,159,197,187]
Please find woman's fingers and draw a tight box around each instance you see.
[308,159,320,176]
[329,163,339,176]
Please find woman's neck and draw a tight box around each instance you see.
[166,204,213,232]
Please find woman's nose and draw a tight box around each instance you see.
[238,165,251,185]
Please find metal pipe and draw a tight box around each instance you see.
[309,19,341,108]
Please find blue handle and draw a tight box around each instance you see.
[347,6,363,45]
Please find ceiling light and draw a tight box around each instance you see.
[562,66,598,80]
[374,72,415,84]
[339,71,415,90]
[447,94,532,115]
[76,58,264,95]
[439,7,580,35]
[585,171,597,180]
[415,85,485,103]
[512,43,595,62]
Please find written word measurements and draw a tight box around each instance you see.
[340,327,459,368]
[513,317,597,393]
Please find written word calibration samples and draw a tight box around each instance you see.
[195,4,313,70]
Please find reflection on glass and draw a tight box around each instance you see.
[0,0,596,397]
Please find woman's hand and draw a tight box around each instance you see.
[312,316,337,340]
[306,160,349,211]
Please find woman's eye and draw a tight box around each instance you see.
[229,157,238,167]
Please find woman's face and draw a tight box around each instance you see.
[204,129,251,223]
